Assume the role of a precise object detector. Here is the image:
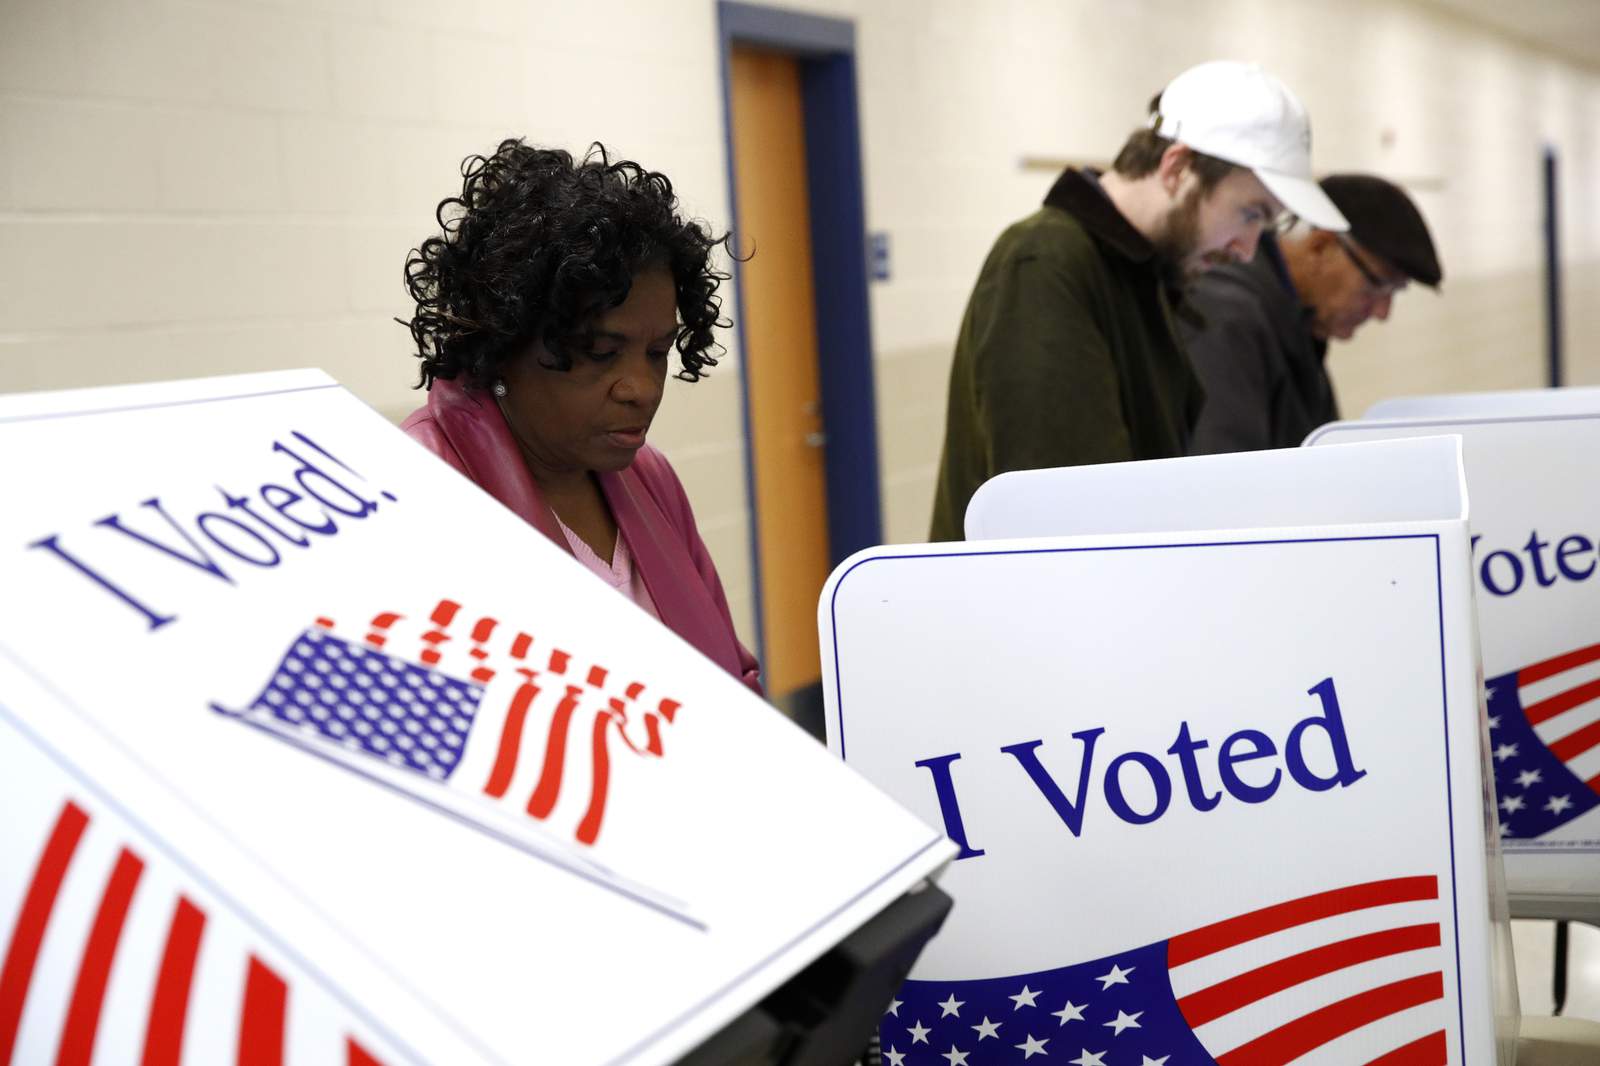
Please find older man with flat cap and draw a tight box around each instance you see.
[1183,174,1443,453]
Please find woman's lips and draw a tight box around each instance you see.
[606,428,647,448]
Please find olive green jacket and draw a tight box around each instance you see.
[929,169,1204,541]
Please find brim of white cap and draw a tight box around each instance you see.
[1256,170,1349,232]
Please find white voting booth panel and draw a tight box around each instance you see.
[823,438,1516,1065]
[1367,387,1600,421]
[962,438,1466,541]
[0,370,954,1066]
[1309,410,1600,924]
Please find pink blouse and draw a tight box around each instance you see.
[553,515,662,622]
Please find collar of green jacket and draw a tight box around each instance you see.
[1041,168,1155,265]
[1044,167,1203,327]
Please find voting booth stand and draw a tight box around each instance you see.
[1309,398,1600,925]
[823,438,1516,1064]
[679,886,955,1066]
[0,371,956,1066]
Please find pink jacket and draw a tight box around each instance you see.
[400,379,763,696]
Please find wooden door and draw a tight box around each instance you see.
[728,46,832,699]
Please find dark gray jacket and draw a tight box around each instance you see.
[1182,234,1338,453]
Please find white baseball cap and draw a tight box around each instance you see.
[1153,61,1349,232]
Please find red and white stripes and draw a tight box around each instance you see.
[1514,642,1600,793]
[1172,876,1449,1066]
[2,799,388,1066]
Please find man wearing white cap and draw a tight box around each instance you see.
[929,61,1347,541]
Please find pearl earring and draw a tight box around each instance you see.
[492,381,508,398]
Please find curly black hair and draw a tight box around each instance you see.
[401,140,733,389]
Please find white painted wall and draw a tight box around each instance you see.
[3,0,1599,650]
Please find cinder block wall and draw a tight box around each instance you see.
[3,0,1598,651]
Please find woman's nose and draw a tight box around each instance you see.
[612,355,662,405]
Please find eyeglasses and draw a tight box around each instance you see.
[1336,235,1406,296]
[1240,205,1297,234]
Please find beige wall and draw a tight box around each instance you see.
[3,0,1599,652]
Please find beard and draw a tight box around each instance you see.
[1150,185,1204,278]
[1150,185,1239,280]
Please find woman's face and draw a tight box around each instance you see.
[500,264,678,477]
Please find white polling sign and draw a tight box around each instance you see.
[0,369,955,1065]
[1309,402,1600,922]
[823,437,1516,1065]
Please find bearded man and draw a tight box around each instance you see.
[928,61,1348,541]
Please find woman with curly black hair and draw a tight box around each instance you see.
[400,140,761,694]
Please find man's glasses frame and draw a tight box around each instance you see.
[1240,205,1298,234]
[1335,235,1406,296]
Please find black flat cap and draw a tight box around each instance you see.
[1318,174,1443,288]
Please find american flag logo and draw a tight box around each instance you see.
[1,799,388,1066]
[211,598,681,850]
[880,876,1452,1065]
[1486,642,1600,840]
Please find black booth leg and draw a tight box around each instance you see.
[1552,919,1569,1016]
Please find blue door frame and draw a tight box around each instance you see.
[717,2,883,666]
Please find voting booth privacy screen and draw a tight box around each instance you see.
[823,438,1515,1065]
[1366,386,1600,421]
[1309,397,1600,915]
[0,370,954,1066]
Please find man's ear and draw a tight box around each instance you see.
[1155,143,1192,199]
